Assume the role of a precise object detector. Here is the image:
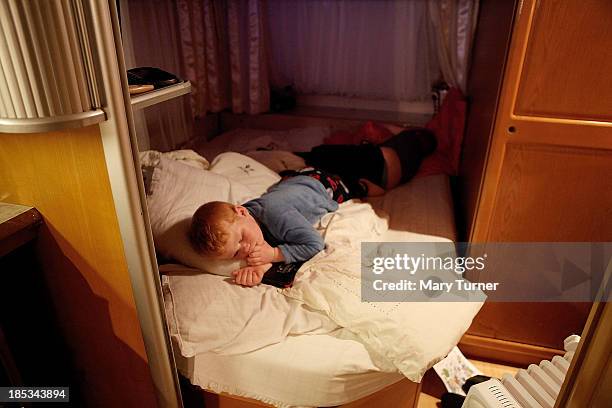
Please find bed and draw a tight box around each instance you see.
[142,125,480,408]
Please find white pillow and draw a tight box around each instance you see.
[142,151,280,276]
[161,264,339,357]
[140,149,210,171]
[208,152,281,197]
[162,149,210,170]
[244,150,306,173]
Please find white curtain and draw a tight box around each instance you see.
[427,0,479,93]
[267,0,440,102]
[174,0,269,115]
[226,0,270,114]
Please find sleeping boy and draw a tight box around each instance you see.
[189,169,371,286]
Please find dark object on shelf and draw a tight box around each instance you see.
[462,374,493,394]
[127,67,180,89]
[270,85,297,112]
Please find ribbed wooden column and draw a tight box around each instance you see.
[0,0,104,131]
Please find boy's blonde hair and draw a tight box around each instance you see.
[189,201,237,256]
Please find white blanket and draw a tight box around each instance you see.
[161,264,339,357]
[286,201,483,382]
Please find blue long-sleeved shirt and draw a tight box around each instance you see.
[243,176,338,263]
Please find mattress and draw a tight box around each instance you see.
[176,172,456,407]
[175,331,403,408]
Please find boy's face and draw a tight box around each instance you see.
[216,205,264,260]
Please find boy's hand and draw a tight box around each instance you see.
[232,263,272,286]
[247,241,279,265]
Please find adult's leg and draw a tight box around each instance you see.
[380,129,437,184]
[296,128,436,192]
[295,143,386,187]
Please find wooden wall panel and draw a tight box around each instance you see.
[472,0,612,243]
[459,333,564,367]
[515,0,612,121]
[468,302,591,350]
[0,126,157,407]
[466,0,612,356]
[487,144,612,241]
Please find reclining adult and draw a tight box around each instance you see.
[295,127,437,196]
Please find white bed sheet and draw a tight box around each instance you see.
[368,174,457,242]
[178,173,457,407]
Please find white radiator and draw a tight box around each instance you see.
[462,335,580,408]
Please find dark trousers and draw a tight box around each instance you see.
[295,143,385,188]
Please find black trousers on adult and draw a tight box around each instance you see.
[295,128,437,187]
[295,143,385,189]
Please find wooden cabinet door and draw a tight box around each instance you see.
[469,0,612,349]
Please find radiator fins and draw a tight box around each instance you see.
[462,334,579,407]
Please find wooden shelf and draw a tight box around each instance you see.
[0,203,41,258]
[130,81,191,111]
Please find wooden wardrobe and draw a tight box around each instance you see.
[459,0,612,363]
